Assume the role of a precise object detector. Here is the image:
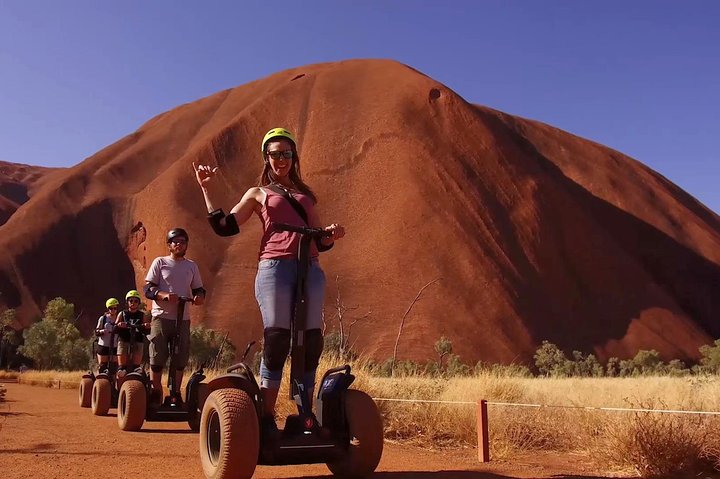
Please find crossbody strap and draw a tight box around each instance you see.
[265,184,333,252]
[266,184,309,224]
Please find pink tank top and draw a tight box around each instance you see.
[256,187,319,260]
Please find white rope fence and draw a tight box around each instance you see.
[372,397,475,405]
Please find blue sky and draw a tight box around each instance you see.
[1,1,718,213]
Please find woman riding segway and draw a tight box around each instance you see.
[193,128,383,479]
[194,127,344,432]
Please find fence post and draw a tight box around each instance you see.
[477,399,489,463]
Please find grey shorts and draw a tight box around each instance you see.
[117,340,144,357]
[148,317,191,368]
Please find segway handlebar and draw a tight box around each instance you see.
[318,364,351,385]
[116,321,149,333]
[272,222,332,238]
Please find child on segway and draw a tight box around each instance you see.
[80,297,121,410]
[95,298,120,373]
[115,290,151,379]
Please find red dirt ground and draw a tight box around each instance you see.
[0,382,625,479]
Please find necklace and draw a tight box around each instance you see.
[271,182,297,194]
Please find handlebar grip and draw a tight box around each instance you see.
[271,222,331,237]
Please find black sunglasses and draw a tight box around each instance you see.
[266,150,293,160]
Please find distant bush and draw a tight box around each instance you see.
[17,298,92,370]
[533,340,568,377]
[534,341,695,378]
[699,339,720,374]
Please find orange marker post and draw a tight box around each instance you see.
[477,399,490,462]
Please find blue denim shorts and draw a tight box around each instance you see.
[255,257,326,389]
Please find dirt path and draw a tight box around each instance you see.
[0,382,613,479]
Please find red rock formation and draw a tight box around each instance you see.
[0,60,718,363]
[0,160,60,226]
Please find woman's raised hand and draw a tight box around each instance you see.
[192,162,219,189]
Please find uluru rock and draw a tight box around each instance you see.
[0,160,60,226]
[0,59,718,364]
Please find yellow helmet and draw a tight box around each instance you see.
[105,298,120,309]
[261,128,296,154]
[125,290,142,301]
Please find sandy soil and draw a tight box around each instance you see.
[0,382,621,479]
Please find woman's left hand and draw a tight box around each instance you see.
[324,224,345,241]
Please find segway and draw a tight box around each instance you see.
[198,222,384,479]
[91,324,119,416]
[116,319,151,430]
[116,298,207,431]
[79,325,118,409]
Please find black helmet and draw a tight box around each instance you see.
[166,227,189,243]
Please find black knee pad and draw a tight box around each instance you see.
[151,365,163,373]
[263,327,290,371]
[305,329,324,370]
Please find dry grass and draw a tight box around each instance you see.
[17,370,83,389]
[595,403,720,478]
[0,370,20,380]
[362,372,720,475]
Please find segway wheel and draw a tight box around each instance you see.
[117,380,146,431]
[91,378,112,416]
[326,389,384,478]
[188,383,209,432]
[79,377,93,408]
[199,388,259,479]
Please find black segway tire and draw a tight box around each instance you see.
[79,377,93,408]
[188,383,209,432]
[199,388,259,479]
[91,378,111,416]
[118,380,146,431]
[326,389,384,478]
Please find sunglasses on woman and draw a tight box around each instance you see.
[266,150,293,160]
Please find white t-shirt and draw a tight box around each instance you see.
[145,255,203,321]
[96,314,118,347]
